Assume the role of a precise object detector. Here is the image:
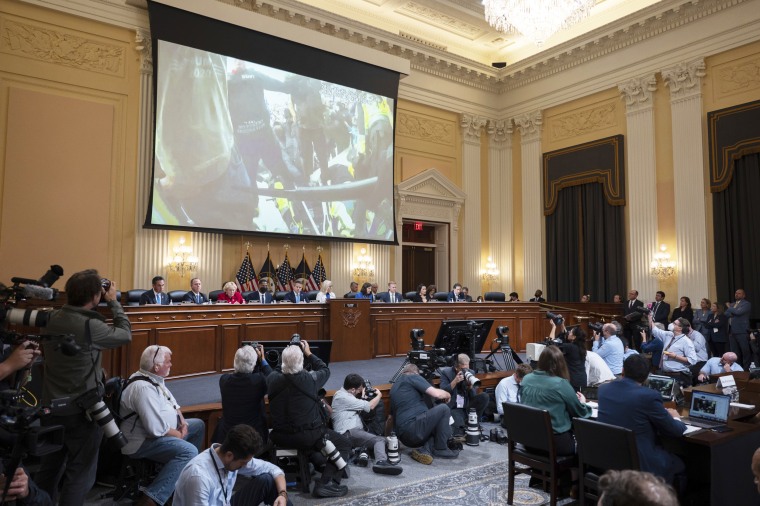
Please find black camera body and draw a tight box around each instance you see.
[546,312,564,325]
[289,334,301,347]
[588,321,604,333]
[635,306,652,315]
[100,278,111,292]
[364,379,376,400]
[242,341,259,350]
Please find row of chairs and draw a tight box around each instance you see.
[503,402,639,506]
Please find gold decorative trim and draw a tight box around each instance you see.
[397,111,456,145]
[341,307,361,328]
[708,100,760,192]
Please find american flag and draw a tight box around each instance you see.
[310,254,327,291]
[276,253,294,291]
[294,254,312,288]
[236,252,258,292]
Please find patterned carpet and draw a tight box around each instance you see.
[327,462,568,506]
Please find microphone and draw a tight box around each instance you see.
[21,284,56,300]
[10,277,41,286]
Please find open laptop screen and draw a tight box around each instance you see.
[689,391,731,422]
[646,374,676,401]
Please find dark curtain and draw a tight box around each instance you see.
[714,153,760,320]
[546,183,626,302]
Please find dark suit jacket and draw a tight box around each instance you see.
[724,299,751,334]
[446,291,463,302]
[139,290,170,305]
[529,297,546,302]
[597,378,686,482]
[182,291,209,304]
[651,301,671,325]
[283,291,309,303]
[378,291,401,303]
[623,299,644,324]
[245,291,275,304]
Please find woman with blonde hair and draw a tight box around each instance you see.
[217,281,244,304]
[315,279,336,303]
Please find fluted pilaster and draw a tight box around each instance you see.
[619,74,658,300]
[516,111,544,298]
[460,113,487,295]
[662,58,709,300]
[487,119,513,294]
[330,241,353,294]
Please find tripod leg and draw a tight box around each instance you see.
[501,346,519,371]
[389,358,411,383]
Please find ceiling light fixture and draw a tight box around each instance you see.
[482,0,596,46]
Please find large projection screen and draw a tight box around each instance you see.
[146,1,400,244]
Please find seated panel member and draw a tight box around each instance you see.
[439,354,490,437]
[446,283,463,303]
[343,281,359,298]
[410,283,429,303]
[378,281,401,303]
[331,374,402,475]
[245,279,274,304]
[461,287,473,302]
[696,352,743,382]
[217,281,244,304]
[139,276,171,305]
[597,354,687,485]
[390,364,458,465]
[182,277,209,304]
[283,279,309,304]
[508,292,520,302]
[354,282,375,302]
[120,345,205,506]
[529,289,545,302]
[174,424,292,506]
[315,279,336,303]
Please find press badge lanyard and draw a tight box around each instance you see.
[211,452,231,505]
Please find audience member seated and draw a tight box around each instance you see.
[343,281,359,298]
[378,281,401,303]
[315,279,336,303]
[410,283,429,303]
[267,341,350,498]
[597,355,686,485]
[580,294,590,302]
[508,292,519,302]
[119,345,205,506]
[331,373,402,475]
[529,289,545,302]
[214,344,272,444]
[390,364,458,465]
[446,283,463,302]
[354,282,375,301]
[245,279,274,304]
[550,321,588,391]
[174,424,292,506]
[494,363,533,421]
[697,352,743,382]
[439,354,489,438]
[648,314,697,383]
[139,276,171,305]
[283,279,309,304]
[687,326,709,375]
[461,287,473,302]
[597,469,679,506]
[586,350,616,385]
[592,323,625,376]
[519,345,592,456]
[182,277,209,304]
[217,281,244,304]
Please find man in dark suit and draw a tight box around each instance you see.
[461,287,473,302]
[446,283,463,302]
[651,291,671,326]
[245,279,275,304]
[597,354,686,485]
[344,281,359,298]
[529,289,545,302]
[139,276,171,305]
[283,279,309,304]
[725,288,752,369]
[623,289,644,350]
[181,277,209,304]
[378,282,400,303]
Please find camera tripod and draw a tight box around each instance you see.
[482,336,521,371]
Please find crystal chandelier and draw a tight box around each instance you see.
[650,244,676,280]
[352,247,375,281]
[169,237,199,277]
[483,0,596,46]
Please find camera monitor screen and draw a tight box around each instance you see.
[146,1,400,243]
[646,374,676,401]
[433,319,494,359]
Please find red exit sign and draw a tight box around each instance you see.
[414,222,423,231]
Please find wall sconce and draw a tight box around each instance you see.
[352,247,375,280]
[650,244,676,280]
[169,237,198,277]
[480,256,500,287]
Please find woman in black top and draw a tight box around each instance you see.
[410,283,429,303]
[704,302,728,357]
[549,320,588,391]
[671,296,694,323]
[213,343,272,443]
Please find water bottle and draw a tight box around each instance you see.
[386,432,400,465]
[465,407,480,446]
[320,436,346,470]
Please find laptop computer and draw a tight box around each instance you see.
[580,386,599,401]
[682,390,731,429]
[646,374,677,401]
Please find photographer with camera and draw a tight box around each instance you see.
[119,345,205,506]
[331,373,402,475]
[548,319,587,391]
[266,338,351,498]
[439,354,489,439]
[37,269,131,505]
[592,323,625,376]
[648,313,697,385]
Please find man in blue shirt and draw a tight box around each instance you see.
[592,323,625,375]
[697,352,743,382]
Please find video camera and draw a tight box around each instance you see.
[495,326,509,347]
[406,329,447,380]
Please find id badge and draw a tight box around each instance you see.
[456,394,465,408]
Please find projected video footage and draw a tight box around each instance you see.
[149,41,395,241]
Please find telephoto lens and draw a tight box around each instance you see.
[86,401,127,448]
[462,370,481,388]
[386,432,400,465]
[465,408,480,446]
[320,437,347,470]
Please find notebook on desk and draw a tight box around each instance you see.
[646,374,677,401]
[682,390,731,429]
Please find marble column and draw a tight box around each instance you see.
[460,114,487,295]
[516,111,544,298]
[487,119,513,294]
[618,74,659,300]
[662,58,709,300]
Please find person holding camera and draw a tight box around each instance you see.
[37,269,132,505]
[592,323,625,376]
[214,344,272,445]
[331,373,402,475]
[648,313,697,383]
[439,354,490,439]
[266,339,350,498]
[549,320,588,391]
[119,345,205,506]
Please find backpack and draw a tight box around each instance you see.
[103,375,157,427]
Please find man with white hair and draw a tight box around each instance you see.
[697,352,744,382]
[119,345,205,506]
[267,340,350,498]
[592,323,625,375]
